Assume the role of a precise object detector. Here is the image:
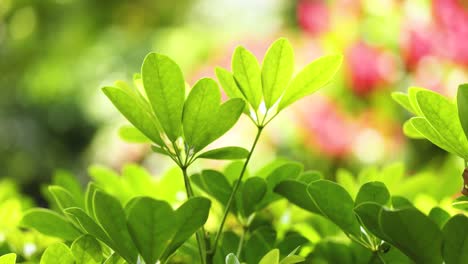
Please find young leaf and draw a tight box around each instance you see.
[191,170,232,206]
[416,89,468,159]
[442,214,468,264]
[408,86,424,116]
[452,196,468,211]
[391,92,416,114]
[307,180,361,237]
[457,83,468,140]
[262,38,294,108]
[354,181,390,206]
[242,177,267,217]
[71,235,103,264]
[232,46,263,109]
[93,190,138,264]
[118,125,151,143]
[409,117,458,155]
[141,53,185,141]
[84,183,99,219]
[21,208,81,241]
[203,98,245,147]
[379,207,444,264]
[0,253,16,264]
[126,197,178,264]
[197,147,249,160]
[259,249,280,264]
[161,197,211,260]
[274,180,321,214]
[391,196,414,209]
[40,243,74,264]
[215,67,246,100]
[402,120,424,139]
[102,86,163,145]
[183,78,221,150]
[225,253,241,264]
[278,55,342,111]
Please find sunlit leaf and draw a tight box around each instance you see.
[457,83,468,140]
[40,243,74,264]
[232,46,263,109]
[141,53,185,141]
[118,125,151,143]
[259,249,279,264]
[198,147,249,160]
[21,208,81,241]
[0,253,16,264]
[262,38,294,108]
[71,235,103,264]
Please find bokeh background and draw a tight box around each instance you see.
[1,0,468,215]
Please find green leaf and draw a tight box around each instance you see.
[428,207,451,228]
[48,185,79,212]
[141,53,185,141]
[126,197,177,264]
[297,170,322,184]
[409,117,458,155]
[354,202,389,241]
[457,83,468,140]
[391,92,416,114]
[259,249,280,264]
[93,190,138,264]
[84,183,99,219]
[103,253,126,264]
[354,181,390,206]
[274,180,321,214]
[102,86,163,145]
[408,86,424,116]
[416,89,468,158]
[225,253,240,264]
[242,177,267,217]
[215,67,246,100]
[452,196,468,211]
[278,55,342,111]
[307,180,361,237]
[244,226,276,264]
[161,197,211,261]
[204,98,245,147]
[192,170,232,206]
[40,243,74,264]
[21,208,81,241]
[391,196,414,209]
[0,253,16,264]
[262,38,294,108]
[232,46,262,109]
[198,147,249,160]
[183,78,221,150]
[379,207,443,263]
[442,214,468,264]
[280,255,305,264]
[402,120,424,139]
[64,207,115,248]
[118,125,151,143]
[71,235,103,264]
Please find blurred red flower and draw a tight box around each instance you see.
[297,0,329,35]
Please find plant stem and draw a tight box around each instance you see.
[208,126,264,259]
[236,225,248,257]
[181,167,207,264]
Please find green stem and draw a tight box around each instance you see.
[181,167,207,264]
[208,126,264,260]
[236,225,248,258]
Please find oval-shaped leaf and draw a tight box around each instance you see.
[355,181,390,206]
[379,207,443,264]
[244,226,276,264]
[198,147,249,160]
[215,67,245,100]
[242,177,267,217]
[259,249,280,264]
[192,170,232,206]
[232,46,263,109]
[409,117,458,155]
[225,253,240,264]
[126,197,177,264]
[416,89,468,159]
[40,243,74,264]
[183,78,221,150]
[442,214,468,264]
[142,53,185,141]
[274,180,321,214]
[278,55,342,111]
[161,197,211,261]
[71,235,103,264]
[428,206,450,228]
[21,208,81,241]
[118,125,151,143]
[392,92,416,114]
[93,190,138,264]
[102,86,163,145]
[262,38,294,108]
[457,83,468,140]
[49,185,79,212]
[307,180,361,237]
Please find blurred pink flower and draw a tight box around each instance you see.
[345,42,395,96]
[401,27,434,70]
[297,0,329,35]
